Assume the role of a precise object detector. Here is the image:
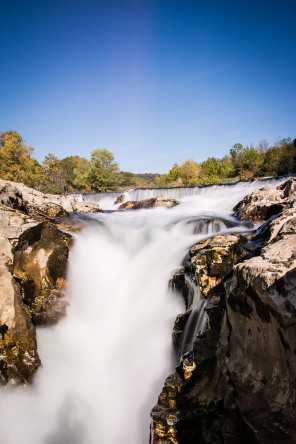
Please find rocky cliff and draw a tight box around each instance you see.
[151,178,296,443]
[0,179,102,384]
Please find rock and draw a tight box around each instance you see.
[188,234,248,297]
[152,201,296,443]
[233,177,296,221]
[0,178,103,219]
[114,194,125,205]
[119,196,180,210]
[13,222,73,325]
[72,201,101,213]
[0,253,40,384]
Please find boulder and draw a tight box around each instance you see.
[119,196,180,210]
[13,222,73,325]
[233,177,296,221]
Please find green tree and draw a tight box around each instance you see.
[72,157,92,192]
[230,143,264,179]
[180,159,200,186]
[167,163,181,183]
[220,155,235,179]
[89,148,119,192]
[200,157,222,184]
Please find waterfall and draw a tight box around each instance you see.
[0,178,288,444]
[71,175,290,210]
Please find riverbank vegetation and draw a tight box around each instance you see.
[0,130,295,193]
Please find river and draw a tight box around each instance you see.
[0,178,286,444]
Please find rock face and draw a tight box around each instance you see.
[13,222,73,325]
[0,180,91,384]
[0,253,40,384]
[119,196,180,210]
[233,177,296,221]
[0,178,103,218]
[152,181,296,443]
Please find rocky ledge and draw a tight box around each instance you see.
[151,177,296,443]
[0,179,102,384]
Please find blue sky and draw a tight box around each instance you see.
[1,0,295,173]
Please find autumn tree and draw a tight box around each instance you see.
[180,159,200,186]
[0,130,44,187]
[42,153,67,194]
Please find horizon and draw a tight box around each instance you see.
[1,0,295,174]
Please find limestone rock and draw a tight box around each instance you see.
[188,234,248,296]
[153,198,296,443]
[119,196,180,210]
[233,177,296,221]
[0,253,40,384]
[0,178,103,218]
[13,222,73,325]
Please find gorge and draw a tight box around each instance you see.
[0,177,295,443]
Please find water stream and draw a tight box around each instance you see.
[0,178,287,443]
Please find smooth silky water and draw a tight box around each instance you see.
[0,178,287,444]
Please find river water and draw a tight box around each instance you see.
[0,178,286,444]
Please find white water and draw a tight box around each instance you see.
[0,178,287,444]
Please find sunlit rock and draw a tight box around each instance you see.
[233,177,296,221]
[0,253,40,384]
[13,222,73,325]
[119,196,180,210]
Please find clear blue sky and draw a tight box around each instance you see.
[1,0,295,173]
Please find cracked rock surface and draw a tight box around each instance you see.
[152,180,296,444]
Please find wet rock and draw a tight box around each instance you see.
[119,196,180,210]
[188,234,248,297]
[152,199,296,443]
[13,222,73,325]
[114,194,125,205]
[233,177,296,221]
[0,253,40,384]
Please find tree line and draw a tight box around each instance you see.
[0,130,295,193]
[157,137,296,187]
[0,130,157,193]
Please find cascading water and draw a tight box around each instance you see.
[0,178,288,444]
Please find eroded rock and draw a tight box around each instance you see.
[13,222,73,325]
[119,196,180,210]
[0,179,103,219]
[153,197,296,443]
[233,177,296,221]
[0,253,40,384]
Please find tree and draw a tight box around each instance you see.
[72,158,92,192]
[220,155,235,179]
[230,143,264,179]
[89,148,119,192]
[200,157,222,184]
[42,154,67,194]
[0,131,34,183]
[167,163,181,183]
[180,159,200,186]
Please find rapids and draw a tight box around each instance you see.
[0,178,287,444]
